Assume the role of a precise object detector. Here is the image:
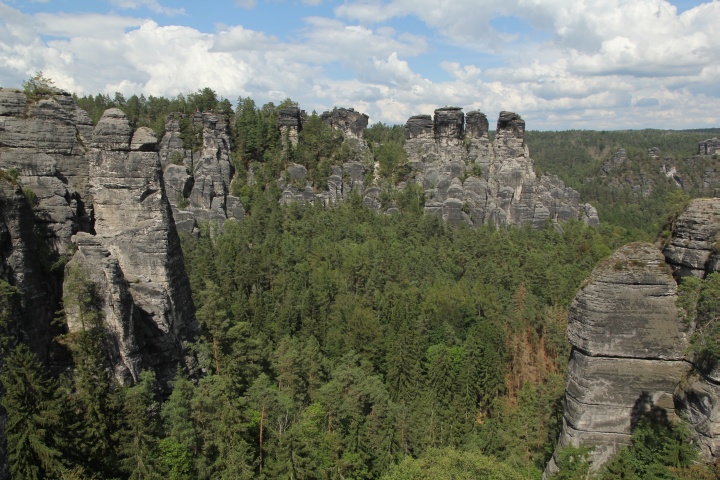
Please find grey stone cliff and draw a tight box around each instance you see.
[66,108,200,384]
[158,111,244,235]
[0,88,93,252]
[547,199,720,475]
[663,198,720,278]
[546,243,690,474]
[0,181,58,360]
[277,105,598,229]
[405,108,599,228]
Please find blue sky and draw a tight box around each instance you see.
[1,0,718,130]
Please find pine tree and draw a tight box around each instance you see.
[1,343,65,479]
[118,370,163,480]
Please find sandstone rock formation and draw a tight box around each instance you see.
[278,106,304,148]
[405,108,599,228]
[546,198,720,476]
[0,181,58,360]
[0,88,93,251]
[699,138,720,156]
[65,109,200,385]
[279,107,376,208]
[158,111,244,235]
[663,198,720,278]
[321,107,368,141]
[546,243,691,475]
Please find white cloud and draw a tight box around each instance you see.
[109,0,186,16]
[0,0,718,130]
[235,0,257,9]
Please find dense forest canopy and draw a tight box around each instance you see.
[3,83,720,478]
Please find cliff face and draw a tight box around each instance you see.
[0,90,200,386]
[663,198,720,278]
[0,88,93,253]
[546,243,690,474]
[406,108,599,228]
[277,105,598,229]
[547,199,720,474]
[0,181,57,359]
[66,108,200,384]
[159,111,244,236]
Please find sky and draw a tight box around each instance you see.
[1,0,718,130]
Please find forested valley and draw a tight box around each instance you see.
[2,84,719,479]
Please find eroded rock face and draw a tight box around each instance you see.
[0,88,93,252]
[406,108,599,228]
[279,107,304,147]
[158,111,244,235]
[321,107,368,140]
[0,181,58,360]
[663,198,720,278]
[65,108,200,385]
[546,243,691,474]
[699,138,720,156]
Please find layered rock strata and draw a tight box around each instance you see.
[321,107,369,141]
[65,109,200,384]
[159,112,244,235]
[278,107,304,147]
[546,243,691,474]
[406,108,599,228]
[0,88,93,252]
[0,181,58,360]
[663,198,720,278]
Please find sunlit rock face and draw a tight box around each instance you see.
[66,108,200,386]
[158,111,244,236]
[405,108,599,228]
[663,198,720,278]
[545,243,690,475]
[0,88,94,253]
[546,199,720,476]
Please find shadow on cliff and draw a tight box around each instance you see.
[630,391,673,433]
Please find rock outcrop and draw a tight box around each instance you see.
[321,107,368,141]
[279,107,376,208]
[0,88,93,252]
[699,138,720,156]
[0,181,58,360]
[546,243,691,474]
[406,108,599,228]
[547,198,720,475]
[158,112,244,235]
[663,198,720,278]
[276,106,598,228]
[65,109,200,385]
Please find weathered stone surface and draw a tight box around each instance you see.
[321,107,368,140]
[279,107,304,147]
[158,111,244,233]
[65,233,143,384]
[0,90,26,116]
[0,89,91,252]
[0,181,57,359]
[569,243,687,359]
[130,126,158,152]
[546,242,691,475]
[699,138,720,156]
[70,109,200,385]
[404,108,595,229]
[90,108,131,151]
[404,115,434,140]
[465,111,488,139]
[663,198,720,278]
